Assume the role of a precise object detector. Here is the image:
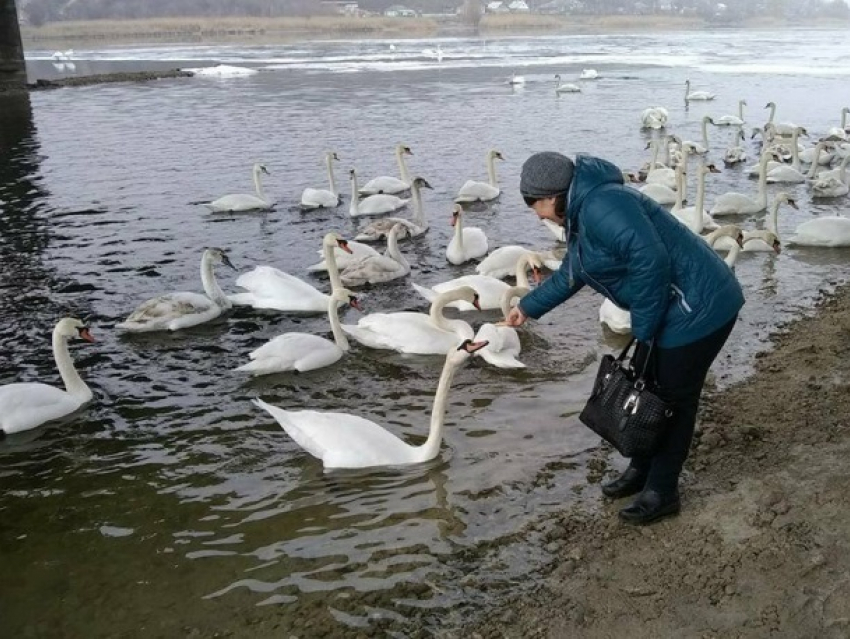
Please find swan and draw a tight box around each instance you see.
[300,151,340,209]
[118,248,235,332]
[579,68,598,80]
[235,288,362,375]
[354,177,432,242]
[799,141,833,166]
[673,163,721,233]
[815,150,850,182]
[712,193,795,252]
[763,101,800,138]
[708,226,745,268]
[413,251,542,311]
[723,129,748,166]
[599,299,632,335]
[766,128,808,183]
[229,233,352,313]
[811,155,850,198]
[554,74,580,93]
[474,285,528,369]
[349,169,409,217]
[358,144,413,196]
[446,204,489,265]
[306,238,379,274]
[640,106,669,130]
[681,116,714,155]
[476,246,562,279]
[713,99,746,127]
[339,223,411,287]
[252,339,488,469]
[422,44,443,62]
[455,149,503,203]
[342,286,481,355]
[788,216,850,247]
[685,79,715,102]
[0,318,94,435]
[824,107,849,141]
[507,72,525,85]
[203,163,271,213]
[711,150,772,215]
[640,160,684,205]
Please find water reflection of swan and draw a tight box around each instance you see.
[0,318,94,434]
[118,248,235,331]
[203,163,271,213]
[253,340,488,469]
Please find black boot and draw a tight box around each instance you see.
[601,467,647,499]
[618,489,681,525]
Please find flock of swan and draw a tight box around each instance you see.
[4,83,849,472]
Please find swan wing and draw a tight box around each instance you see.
[430,275,506,310]
[0,383,87,434]
[354,218,418,242]
[118,292,219,332]
[344,312,467,354]
[204,194,269,212]
[455,181,500,202]
[340,255,409,287]
[238,333,342,374]
[475,246,529,279]
[354,194,409,216]
[300,188,339,209]
[710,193,756,216]
[230,266,329,312]
[790,217,850,247]
[359,177,410,195]
[307,243,379,272]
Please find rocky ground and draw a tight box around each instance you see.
[463,284,850,639]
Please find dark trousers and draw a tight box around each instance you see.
[629,315,737,495]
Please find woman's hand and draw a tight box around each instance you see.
[505,306,528,327]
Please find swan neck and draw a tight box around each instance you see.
[53,329,91,400]
[387,227,408,267]
[201,253,229,308]
[790,130,800,170]
[515,253,533,288]
[324,240,344,292]
[420,355,462,461]
[411,183,425,227]
[807,147,822,178]
[738,100,745,120]
[701,119,709,148]
[756,153,770,206]
[694,167,707,216]
[328,296,349,351]
[396,149,411,183]
[501,285,527,318]
[767,102,776,124]
[724,243,742,268]
[486,155,498,187]
[326,155,337,195]
[349,174,359,216]
[253,168,267,203]
[841,155,850,181]
[429,290,465,331]
[452,212,464,249]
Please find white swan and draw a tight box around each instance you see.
[446,204,489,265]
[599,299,632,335]
[640,160,684,205]
[788,216,850,247]
[203,163,271,213]
[422,44,443,62]
[812,150,849,182]
[685,79,715,102]
[354,177,432,242]
[476,246,562,279]
[349,169,409,217]
[455,149,503,203]
[0,318,94,435]
[342,286,481,355]
[306,238,379,274]
[799,141,833,166]
[711,150,772,215]
[579,68,598,80]
[766,128,808,184]
[679,116,714,155]
[722,129,748,166]
[300,151,340,209]
[640,106,669,130]
[673,163,721,233]
[712,193,795,252]
[554,74,580,93]
[339,223,411,287]
[708,226,745,268]
[412,251,542,311]
[235,288,361,375]
[507,72,525,85]
[713,99,746,127]
[474,285,528,369]
[118,248,235,332]
[358,144,413,196]
[252,339,487,469]
[811,155,850,198]
[229,233,351,313]
[763,101,799,138]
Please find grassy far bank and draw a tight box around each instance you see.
[20,13,850,43]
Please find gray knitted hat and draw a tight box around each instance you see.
[520,152,575,198]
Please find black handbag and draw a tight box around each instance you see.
[578,338,674,458]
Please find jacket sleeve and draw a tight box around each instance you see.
[585,190,671,341]
[518,252,585,319]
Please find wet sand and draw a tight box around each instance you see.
[463,282,850,638]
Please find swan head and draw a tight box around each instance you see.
[777,193,798,209]
[448,338,489,365]
[412,177,433,190]
[396,144,413,156]
[621,171,639,183]
[705,163,722,174]
[489,149,504,161]
[764,102,775,109]
[703,116,715,125]
[205,247,236,270]
[451,285,482,311]
[450,203,463,226]
[709,224,745,248]
[745,231,781,254]
[56,317,95,342]
[253,163,270,176]
[323,232,353,254]
[333,287,363,311]
[328,151,340,161]
[519,251,545,284]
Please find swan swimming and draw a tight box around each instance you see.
[252,339,488,469]
[474,285,528,369]
[301,151,341,210]
[354,177,432,242]
[339,223,411,287]
[203,163,271,213]
[235,288,362,375]
[349,169,409,217]
[446,204,489,265]
[788,216,850,247]
[454,149,503,203]
[0,318,94,435]
[554,74,580,93]
[684,79,715,102]
[118,248,235,332]
[359,144,413,196]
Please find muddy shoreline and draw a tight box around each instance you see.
[462,281,850,638]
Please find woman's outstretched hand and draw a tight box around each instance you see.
[505,306,528,327]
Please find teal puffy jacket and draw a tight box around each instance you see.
[519,154,744,348]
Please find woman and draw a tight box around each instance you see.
[506,151,744,525]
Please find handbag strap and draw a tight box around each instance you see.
[616,338,655,384]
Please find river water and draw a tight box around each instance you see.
[2,28,850,637]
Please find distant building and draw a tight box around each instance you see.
[384,5,418,16]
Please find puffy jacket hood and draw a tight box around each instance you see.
[567,155,625,231]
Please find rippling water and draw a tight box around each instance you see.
[3,28,850,637]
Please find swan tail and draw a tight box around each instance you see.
[410,283,437,303]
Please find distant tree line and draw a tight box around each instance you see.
[19,0,850,26]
